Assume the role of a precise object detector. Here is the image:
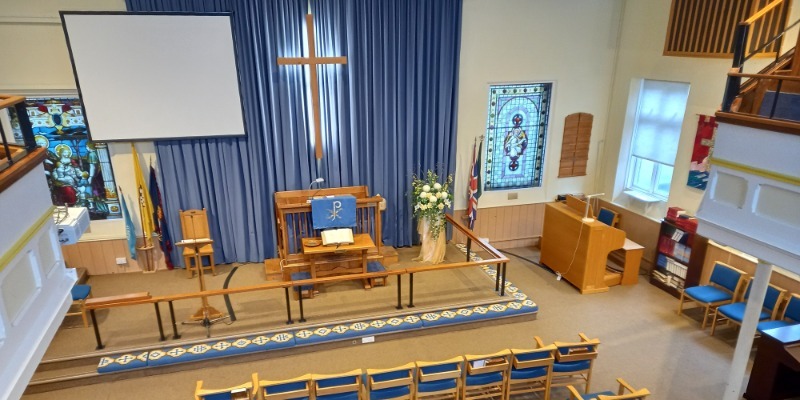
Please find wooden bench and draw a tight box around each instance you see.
[85,292,152,309]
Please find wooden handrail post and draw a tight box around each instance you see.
[723,23,750,112]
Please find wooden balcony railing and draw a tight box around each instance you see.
[0,94,44,192]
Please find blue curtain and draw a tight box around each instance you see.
[126,0,462,265]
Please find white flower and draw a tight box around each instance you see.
[419,192,428,199]
[444,200,451,207]
[438,203,445,210]
[433,183,442,190]
[436,192,443,199]
[428,193,437,201]
[422,184,431,192]
[441,192,448,199]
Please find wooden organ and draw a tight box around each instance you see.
[540,196,629,294]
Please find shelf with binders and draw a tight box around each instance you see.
[650,219,707,298]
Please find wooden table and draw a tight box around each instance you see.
[302,233,376,289]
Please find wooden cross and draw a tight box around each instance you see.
[278,13,347,160]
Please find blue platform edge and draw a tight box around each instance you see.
[97,244,537,373]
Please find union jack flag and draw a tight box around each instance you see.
[466,138,483,230]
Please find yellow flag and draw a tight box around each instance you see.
[131,143,155,247]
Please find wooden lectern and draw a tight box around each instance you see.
[540,196,627,294]
[176,238,224,324]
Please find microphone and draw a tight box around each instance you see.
[308,177,325,189]
[307,178,326,203]
[582,193,605,222]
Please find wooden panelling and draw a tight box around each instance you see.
[664,0,790,58]
[559,113,593,178]
[702,241,800,295]
[452,203,545,249]
[62,237,168,276]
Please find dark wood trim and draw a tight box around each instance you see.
[715,111,800,136]
[0,147,46,194]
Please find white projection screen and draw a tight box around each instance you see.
[60,12,246,142]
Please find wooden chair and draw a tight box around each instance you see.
[462,349,511,400]
[180,208,216,278]
[567,378,650,400]
[414,356,463,400]
[194,379,254,400]
[678,261,747,329]
[65,284,92,328]
[757,293,800,334]
[710,278,786,336]
[537,333,599,393]
[506,345,556,400]
[313,369,363,400]
[596,207,619,227]
[254,372,313,400]
[363,362,416,400]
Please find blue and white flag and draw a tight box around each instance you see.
[119,187,137,260]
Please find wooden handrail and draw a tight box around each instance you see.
[728,72,800,81]
[0,94,25,109]
[744,0,785,25]
[445,213,508,262]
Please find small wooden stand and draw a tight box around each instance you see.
[137,243,157,274]
[177,239,225,333]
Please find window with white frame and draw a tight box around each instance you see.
[625,79,690,200]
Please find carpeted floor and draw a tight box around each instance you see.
[25,245,749,399]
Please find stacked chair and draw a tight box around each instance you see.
[535,333,600,393]
[567,378,650,400]
[677,261,747,329]
[710,278,785,336]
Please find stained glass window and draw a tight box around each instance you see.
[9,97,121,220]
[484,83,552,190]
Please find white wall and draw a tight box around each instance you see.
[0,0,160,240]
[454,0,624,210]
[599,0,800,220]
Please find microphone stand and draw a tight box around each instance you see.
[180,213,229,338]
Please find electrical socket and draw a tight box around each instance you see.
[116,257,127,265]
[361,336,375,344]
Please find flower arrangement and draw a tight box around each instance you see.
[412,170,453,239]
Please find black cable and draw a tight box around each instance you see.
[500,249,549,270]
[222,263,241,322]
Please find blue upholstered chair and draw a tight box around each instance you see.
[461,349,511,400]
[363,362,415,400]
[414,356,463,400]
[255,372,312,400]
[567,378,650,400]
[194,379,254,400]
[536,333,599,394]
[596,208,619,227]
[66,284,92,328]
[506,345,556,400]
[677,262,747,329]
[757,293,800,334]
[313,369,363,400]
[710,278,786,336]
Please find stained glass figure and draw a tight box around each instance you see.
[484,83,552,190]
[9,97,121,220]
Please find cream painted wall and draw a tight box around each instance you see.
[453,0,624,210]
[599,0,800,220]
[0,0,160,240]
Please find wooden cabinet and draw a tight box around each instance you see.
[650,219,707,298]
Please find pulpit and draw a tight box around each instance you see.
[273,186,387,289]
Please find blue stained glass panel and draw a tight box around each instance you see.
[9,97,121,220]
[484,83,551,190]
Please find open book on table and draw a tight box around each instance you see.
[321,228,354,246]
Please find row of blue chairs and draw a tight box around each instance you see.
[677,261,800,336]
[194,334,650,400]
